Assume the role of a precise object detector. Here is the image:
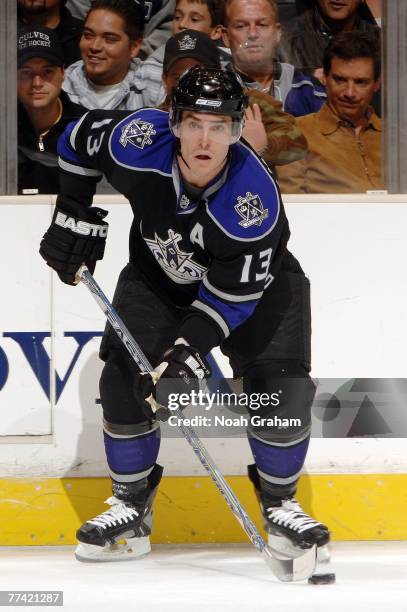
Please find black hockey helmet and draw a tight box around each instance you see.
[170,66,248,143]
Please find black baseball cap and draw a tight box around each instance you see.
[163,30,221,74]
[17,26,64,69]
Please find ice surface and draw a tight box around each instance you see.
[1,542,406,611]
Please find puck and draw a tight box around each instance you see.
[308,573,336,585]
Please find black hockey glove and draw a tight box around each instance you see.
[134,343,211,421]
[39,206,108,285]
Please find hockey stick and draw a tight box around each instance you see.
[77,265,316,582]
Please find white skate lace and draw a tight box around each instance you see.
[88,496,139,530]
[266,499,322,534]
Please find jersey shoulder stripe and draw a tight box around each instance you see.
[205,142,281,242]
[108,108,174,176]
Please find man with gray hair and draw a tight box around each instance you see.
[222,0,325,115]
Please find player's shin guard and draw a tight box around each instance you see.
[75,421,162,562]
[245,363,330,558]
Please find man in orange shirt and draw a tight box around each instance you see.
[278,31,382,194]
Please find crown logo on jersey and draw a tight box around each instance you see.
[179,194,190,209]
[235,192,269,228]
[119,119,156,149]
[178,34,196,51]
[145,229,207,283]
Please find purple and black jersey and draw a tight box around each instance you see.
[57,108,290,354]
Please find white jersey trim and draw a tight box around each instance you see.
[191,300,230,338]
[58,157,102,177]
[69,111,90,150]
[203,275,263,302]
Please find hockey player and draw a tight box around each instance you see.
[39,66,329,562]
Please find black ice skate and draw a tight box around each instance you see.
[75,464,162,562]
[248,464,330,560]
[264,498,330,559]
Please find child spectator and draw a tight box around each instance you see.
[140,0,227,107]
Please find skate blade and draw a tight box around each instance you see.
[262,543,316,582]
[268,532,313,559]
[317,544,331,564]
[75,535,151,563]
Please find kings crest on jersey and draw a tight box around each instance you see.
[119,119,156,149]
[110,109,174,174]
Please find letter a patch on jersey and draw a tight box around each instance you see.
[119,119,156,149]
[235,192,269,228]
[145,229,207,284]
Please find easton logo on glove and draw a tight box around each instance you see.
[55,211,108,237]
[39,205,109,285]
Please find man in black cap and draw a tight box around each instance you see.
[17,26,85,194]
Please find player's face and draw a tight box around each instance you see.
[223,0,281,75]
[317,0,361,22]
[163,58,204,97]
[17,57,64,110]
[173,0,213,35]
[325,56,380,125]
[178,112,232,186]
[80,9,141,85]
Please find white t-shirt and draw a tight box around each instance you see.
[89,81,123,108]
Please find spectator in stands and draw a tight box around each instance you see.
[281,0,381,116]
[277,32,382,193]
[222,0,326,115]
[280,0,380,76]
[62,0,153,110]
[160,30,308,166]
[66,0,176,58]
[140,0,227,106]
[17,0,83,67]
[159,30,222,110]
[172,0,224,39]
[17,26,85,194]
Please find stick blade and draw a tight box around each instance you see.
[262,544,316,582]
